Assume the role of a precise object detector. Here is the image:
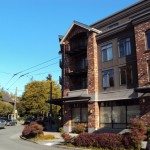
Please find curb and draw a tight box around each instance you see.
[20,135,38,144]
[20,135,91,150]
[54,144,92,150]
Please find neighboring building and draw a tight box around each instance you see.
[54,0,150,133]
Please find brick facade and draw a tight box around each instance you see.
[134,20,150,117]
[87,32,99,99]
[88,101,99,133]
[134,20,150,87]
[59,1,150,133]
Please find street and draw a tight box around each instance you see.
[0,124,67,150]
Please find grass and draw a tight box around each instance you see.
[30,133,55,141]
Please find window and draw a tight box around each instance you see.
[147,61,150,81]
[120,67,126,85]
[119,38,131,57]
[102,69,114,88]
[120,66,133,85]
[100,100,140,129]
[72,104,88,123]
[101,43,113,62]
[127,105,140,123]
[146,30,150,50]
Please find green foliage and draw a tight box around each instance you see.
[0,101,13,116]
[19,80,61,117]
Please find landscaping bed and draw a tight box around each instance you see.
[61,117,150,150]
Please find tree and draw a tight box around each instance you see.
[0,89,13,116]
[0,101,13,116]
[19,80,61,117]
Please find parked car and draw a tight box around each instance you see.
[0,119,6,128]
[6,119,17,126]
[0,117,17,126]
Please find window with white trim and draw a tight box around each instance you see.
[101,43,113,62]
[118,38,131,57]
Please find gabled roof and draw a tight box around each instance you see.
[60,20,101,44]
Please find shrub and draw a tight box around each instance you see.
[147,127,150,139]
[130,118,147,149]
[73,133,96,147]
[94,133,123,149]
[72,123,86,134]
[61,133,73,144]
[122,132,134,149]
[22,122,43,139]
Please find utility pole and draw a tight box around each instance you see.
[47,74,52,129]
[13,87,17,120]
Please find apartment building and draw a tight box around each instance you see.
[56,0,150,133]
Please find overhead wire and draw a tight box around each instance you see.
[6,61,59,90]
[5,56,59,87]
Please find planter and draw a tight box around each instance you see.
[141,141,147,149]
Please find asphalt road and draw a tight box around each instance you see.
[0,124,68,150]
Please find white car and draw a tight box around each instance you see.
[0,119,6,128]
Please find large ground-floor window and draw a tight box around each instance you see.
[100,99,140,129]
[71,103,88,123]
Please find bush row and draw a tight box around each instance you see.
[62,132,133,149]
[62,118,149,149]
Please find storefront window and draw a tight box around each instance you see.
[127,105,140,123]
[72,108,80,122]
[72,104,88,123]
[100,100,140,129]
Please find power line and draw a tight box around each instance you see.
[5,56,59,87]
[6,62,59,90]
[14,57,59,75]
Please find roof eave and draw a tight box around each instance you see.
[60,21,101,44]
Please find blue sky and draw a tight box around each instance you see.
[0,0,138,95]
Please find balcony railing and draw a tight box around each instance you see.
[59,59,62,69]
[66,42,87,55]
[65,66,87,76]
[59,76,62,85]
[70,84,87,91]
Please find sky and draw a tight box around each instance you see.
[0,0,139,96]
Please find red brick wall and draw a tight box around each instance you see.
[87,32,99,95]
[88,101,99,132]
[62,26,88,97]
[134,20,150,87]
[87,32,99,131]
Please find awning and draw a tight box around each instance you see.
[134,87,150,93]
[47,96,91,105]
[98,89,140,101]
